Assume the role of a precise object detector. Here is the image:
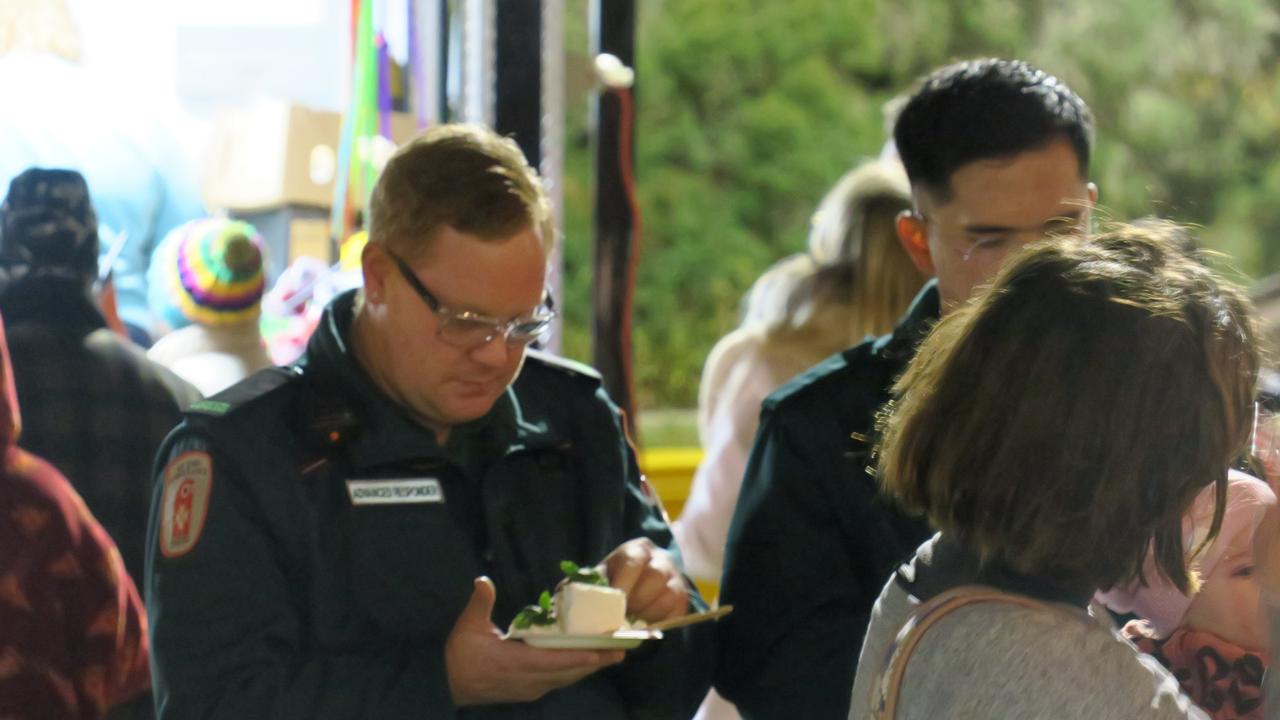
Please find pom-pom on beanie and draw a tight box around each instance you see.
[148,218,266,330]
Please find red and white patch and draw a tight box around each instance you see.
[159,451,213,558]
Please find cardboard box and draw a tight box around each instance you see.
[203,100,420,212]
[229,206,331,283]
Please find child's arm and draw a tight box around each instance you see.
[1256,501,1280,603]
[1253,482,1280,711]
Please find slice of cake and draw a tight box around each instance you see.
[556,582,627,635]
[509,559,632,636]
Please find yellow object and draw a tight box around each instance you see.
[637,447,720,600]
[638,447,702,520]
[340,230,369,271]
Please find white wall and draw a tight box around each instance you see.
[67,0,350,115]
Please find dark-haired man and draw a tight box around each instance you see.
[146,125,714,719]
[714,58,1098,718]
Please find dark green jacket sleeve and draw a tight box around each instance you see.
[590,386,717,720]
[714,408,871,720]
[146,431,457,720]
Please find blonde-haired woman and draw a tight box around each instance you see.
[678,160,923,720]
[676,159,923,586]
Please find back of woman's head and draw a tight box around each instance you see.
[877,224,1259,595]
[755,160,920,341]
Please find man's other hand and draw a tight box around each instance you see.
[446,577,624,706]
[602,538,690,624]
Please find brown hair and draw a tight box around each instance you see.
[876,224,1259,595]
[368,124,553,261]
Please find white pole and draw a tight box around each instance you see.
[460,0,494,126]
[541,0,565,354]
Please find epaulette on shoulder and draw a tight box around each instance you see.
[523,348,603,384]
[187,367,301,418]
[764,350,854,408]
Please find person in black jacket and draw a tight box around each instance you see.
[146,124,714,719]
[715,58,1098,719]
[0,168,200,588]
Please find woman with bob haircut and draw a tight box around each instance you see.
[848,224,1272,719]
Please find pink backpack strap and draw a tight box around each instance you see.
[870,585,1053,720]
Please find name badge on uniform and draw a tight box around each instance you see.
[345,478,445,506]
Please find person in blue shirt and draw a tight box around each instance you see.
[0,1,205,343]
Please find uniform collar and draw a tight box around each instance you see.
[873,279,940,360]
[302,290,562,473]
[898,533,1093,610]
[485,381,566,455]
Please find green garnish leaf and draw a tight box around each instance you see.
[560,559,608,586]
[516,559,614,632]
[511,607,535,629]
[513,594,556,629]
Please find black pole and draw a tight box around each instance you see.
[494,1,542,167]
[438,0,450,123]
[590,0,637,425]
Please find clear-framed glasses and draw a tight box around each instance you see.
[913,210,1087,262]
[388,251,556,348]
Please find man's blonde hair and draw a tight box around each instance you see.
[368,124,553,261]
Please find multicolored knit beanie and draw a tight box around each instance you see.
[147,218,266,330]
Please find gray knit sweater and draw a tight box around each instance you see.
[849,537,1209,719]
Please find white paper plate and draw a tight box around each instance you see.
[506,628,659,649]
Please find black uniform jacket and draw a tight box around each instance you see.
[714,282,939,719]
[145,291,714,720]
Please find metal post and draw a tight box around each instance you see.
[540,0,565,354]
[495,1,542,166]
[460,0,494,125]
[589,0,637,423]
[412,0,445,127]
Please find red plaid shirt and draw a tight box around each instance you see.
[0,313,150,719]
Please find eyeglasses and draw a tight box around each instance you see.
[913,211,1087,262]
[388,251,556,348]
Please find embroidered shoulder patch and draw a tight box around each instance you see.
[159,452,213,558]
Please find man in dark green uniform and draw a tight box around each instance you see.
[146,125,714,719]
[714,59,1098,719]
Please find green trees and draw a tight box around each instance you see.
[559,0,1280,410]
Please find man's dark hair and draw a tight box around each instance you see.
[893,58,1095,200]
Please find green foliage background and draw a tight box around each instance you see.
[556,0,1280,411]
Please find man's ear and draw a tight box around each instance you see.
[896,210,936,277]
[361,241,391,304]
